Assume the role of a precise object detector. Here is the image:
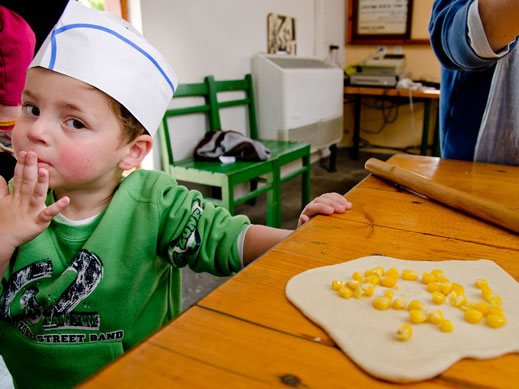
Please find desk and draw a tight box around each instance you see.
[80,154,519,388]
[345,86,441,159]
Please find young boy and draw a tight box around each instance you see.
[0,2,350,387]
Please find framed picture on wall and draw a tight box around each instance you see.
[348,0,420,44]
[267,13,297,55]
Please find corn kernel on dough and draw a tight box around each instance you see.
[285,256,519,383]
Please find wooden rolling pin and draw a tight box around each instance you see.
[365,158,519,233]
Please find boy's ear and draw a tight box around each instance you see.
[119,134,153,170]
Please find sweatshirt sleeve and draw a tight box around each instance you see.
[156,179,250,276]
[428,0,516,70]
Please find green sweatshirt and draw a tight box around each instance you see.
[0,169,249,388]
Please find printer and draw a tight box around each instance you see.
[349,53,406,87]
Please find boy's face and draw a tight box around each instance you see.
[12,67,132,191]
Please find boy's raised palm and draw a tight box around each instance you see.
[0,151,70,251]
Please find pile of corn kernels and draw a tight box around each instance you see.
[331,266,507,341]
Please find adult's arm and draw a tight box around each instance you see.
[428,0,517,70]
[478,0,519,52]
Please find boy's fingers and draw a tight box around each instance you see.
[19,151,38,197]
[328,194,351,210]
[298,214,310,227]
[31,168,50,206]
[313,196,349,212]
[38,196,70,223]
[321,192,351,207]
[339,198,352,208]
[303,202,335,217]
[11,151,26,194]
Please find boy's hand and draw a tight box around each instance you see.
[298,192,351,227]
[0,151,70,253]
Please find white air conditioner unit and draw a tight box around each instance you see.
[252,53,344,152]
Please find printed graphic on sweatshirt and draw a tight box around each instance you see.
[0,249,120,343]
[168,199,203,267]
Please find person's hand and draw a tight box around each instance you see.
[298,192,351,227]
[0,151,70,255]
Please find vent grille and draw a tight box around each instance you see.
[278,116,343,151]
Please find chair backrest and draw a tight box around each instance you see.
[205,74,259,140]
[160,81,211,166]
[160,74,260,169]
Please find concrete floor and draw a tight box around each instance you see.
[0,357,12,388]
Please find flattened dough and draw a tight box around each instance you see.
[285,256,519,383]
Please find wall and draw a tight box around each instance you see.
[142,0,313,82]
[342,0,441,151]
[139,0,345,166]
[136,0,440,165]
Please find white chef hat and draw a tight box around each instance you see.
[30,0,177,136]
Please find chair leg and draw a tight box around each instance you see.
[211,186,222,201]
[421,101,432,156]
[268,163,281,228]
[328,144,337,172]
[432,101,441,157]
[301,151,311,211]
[247,180,258,205]
[221,181,235,216]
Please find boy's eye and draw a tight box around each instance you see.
[65,119,86,130]
[23,104,40,116]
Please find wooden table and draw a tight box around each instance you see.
[345,86,441,159]
[80,154,519,388]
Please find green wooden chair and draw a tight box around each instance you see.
[206,74,311,227]
[159,81,279,227]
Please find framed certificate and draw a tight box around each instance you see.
[348,0,426,44]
